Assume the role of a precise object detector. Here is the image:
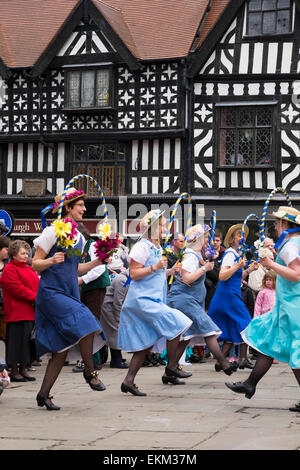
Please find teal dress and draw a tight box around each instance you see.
[242,236,300,368]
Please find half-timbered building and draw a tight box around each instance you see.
[0,0,299,239]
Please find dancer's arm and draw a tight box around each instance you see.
[219,258,246,281]
[181,261,214,284]
[260,256,300,282]
[130,257,167,280]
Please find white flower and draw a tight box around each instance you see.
[276,210,286,219]
[258,247,272,259]
[295,215,300,225]
[254,239,264,249]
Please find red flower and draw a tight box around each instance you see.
[94,234,121,261]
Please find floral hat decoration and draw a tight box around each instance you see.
[271,206,300,225]
[139,209,166,238]
[52,187,87,213]
[186,224,211,244]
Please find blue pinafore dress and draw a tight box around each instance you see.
[242,236,300,368]
[35,231,105,360]
[167,250,222,346]
[118,239,192,352]
[207,248,252,344]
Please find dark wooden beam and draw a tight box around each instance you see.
[31,0,85,77]
[87,0,140,71]
[187,0,246,78]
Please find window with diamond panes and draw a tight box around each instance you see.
[66,69,112,109]
[246,0,292,36]
[71,143,126,196]
[218,106,274,167]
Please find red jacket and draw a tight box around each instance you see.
[0,259,39,322]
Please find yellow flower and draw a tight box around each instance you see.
[52,219,71,239]
[98,222,111,240]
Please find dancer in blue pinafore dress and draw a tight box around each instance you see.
[32,188,107,410]
[226,206,300,412]
[118,210,192,396]
[208,223,258,370]
[167,224,237,377]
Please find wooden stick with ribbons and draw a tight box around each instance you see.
[207,210,216,249]
[259,187,292,243]
[163,192,192,285]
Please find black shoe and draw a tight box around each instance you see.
[10,376,28,382]
[121,382,147,396]
[289,402,300,412]
[21,375,36,381]
[110,361,129,369]
[162,375,185,385]
[36,393,60,410]
[165,366,192,379]
[239,359,254,369]
[83,370,106,391]
[223,363,238,376]
[225,381,256,399]
[215,363,222,372]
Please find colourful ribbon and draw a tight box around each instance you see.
[207,210,216,249]
[163,192,192,252]
[58,174,108,223]
[259,187,292,243]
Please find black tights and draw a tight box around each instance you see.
[39,333,97,399]
[244,352,300,389]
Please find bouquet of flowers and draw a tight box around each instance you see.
[52,218,81,257]
[94,222,121,262]
[253,239,272,259]
[237,239,255,259]
[204,246,217,260]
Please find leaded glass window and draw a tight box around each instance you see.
[71,143,126,196]
[246,0,292,35]
[218,106,274,167]
[66,68,113,109]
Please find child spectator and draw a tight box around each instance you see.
[254,270,277,363]
[254,271,276,318]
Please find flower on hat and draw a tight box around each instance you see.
[52,189,85,212]
[295,215,300,225]
[276,210,286,219]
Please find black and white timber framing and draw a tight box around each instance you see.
[1,0,300,227]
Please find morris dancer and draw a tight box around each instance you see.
[208,224,258,370]
[32,188,108,410]
[167,224,237,379]
[226,206,300,413]
[118,210,192,396]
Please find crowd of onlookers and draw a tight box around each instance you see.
[0,225,278,398]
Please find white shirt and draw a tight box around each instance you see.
[221,248,239,268]
[33,225,82,255]
[129,240,162,266]
[81,241,106,284]
[280,241,300,266]
[181,249,200,273]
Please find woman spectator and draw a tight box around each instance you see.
[208,224,258,370]
[1,240,39,382]
[0,236,10,342]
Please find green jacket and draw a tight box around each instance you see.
[80,238,111,292]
